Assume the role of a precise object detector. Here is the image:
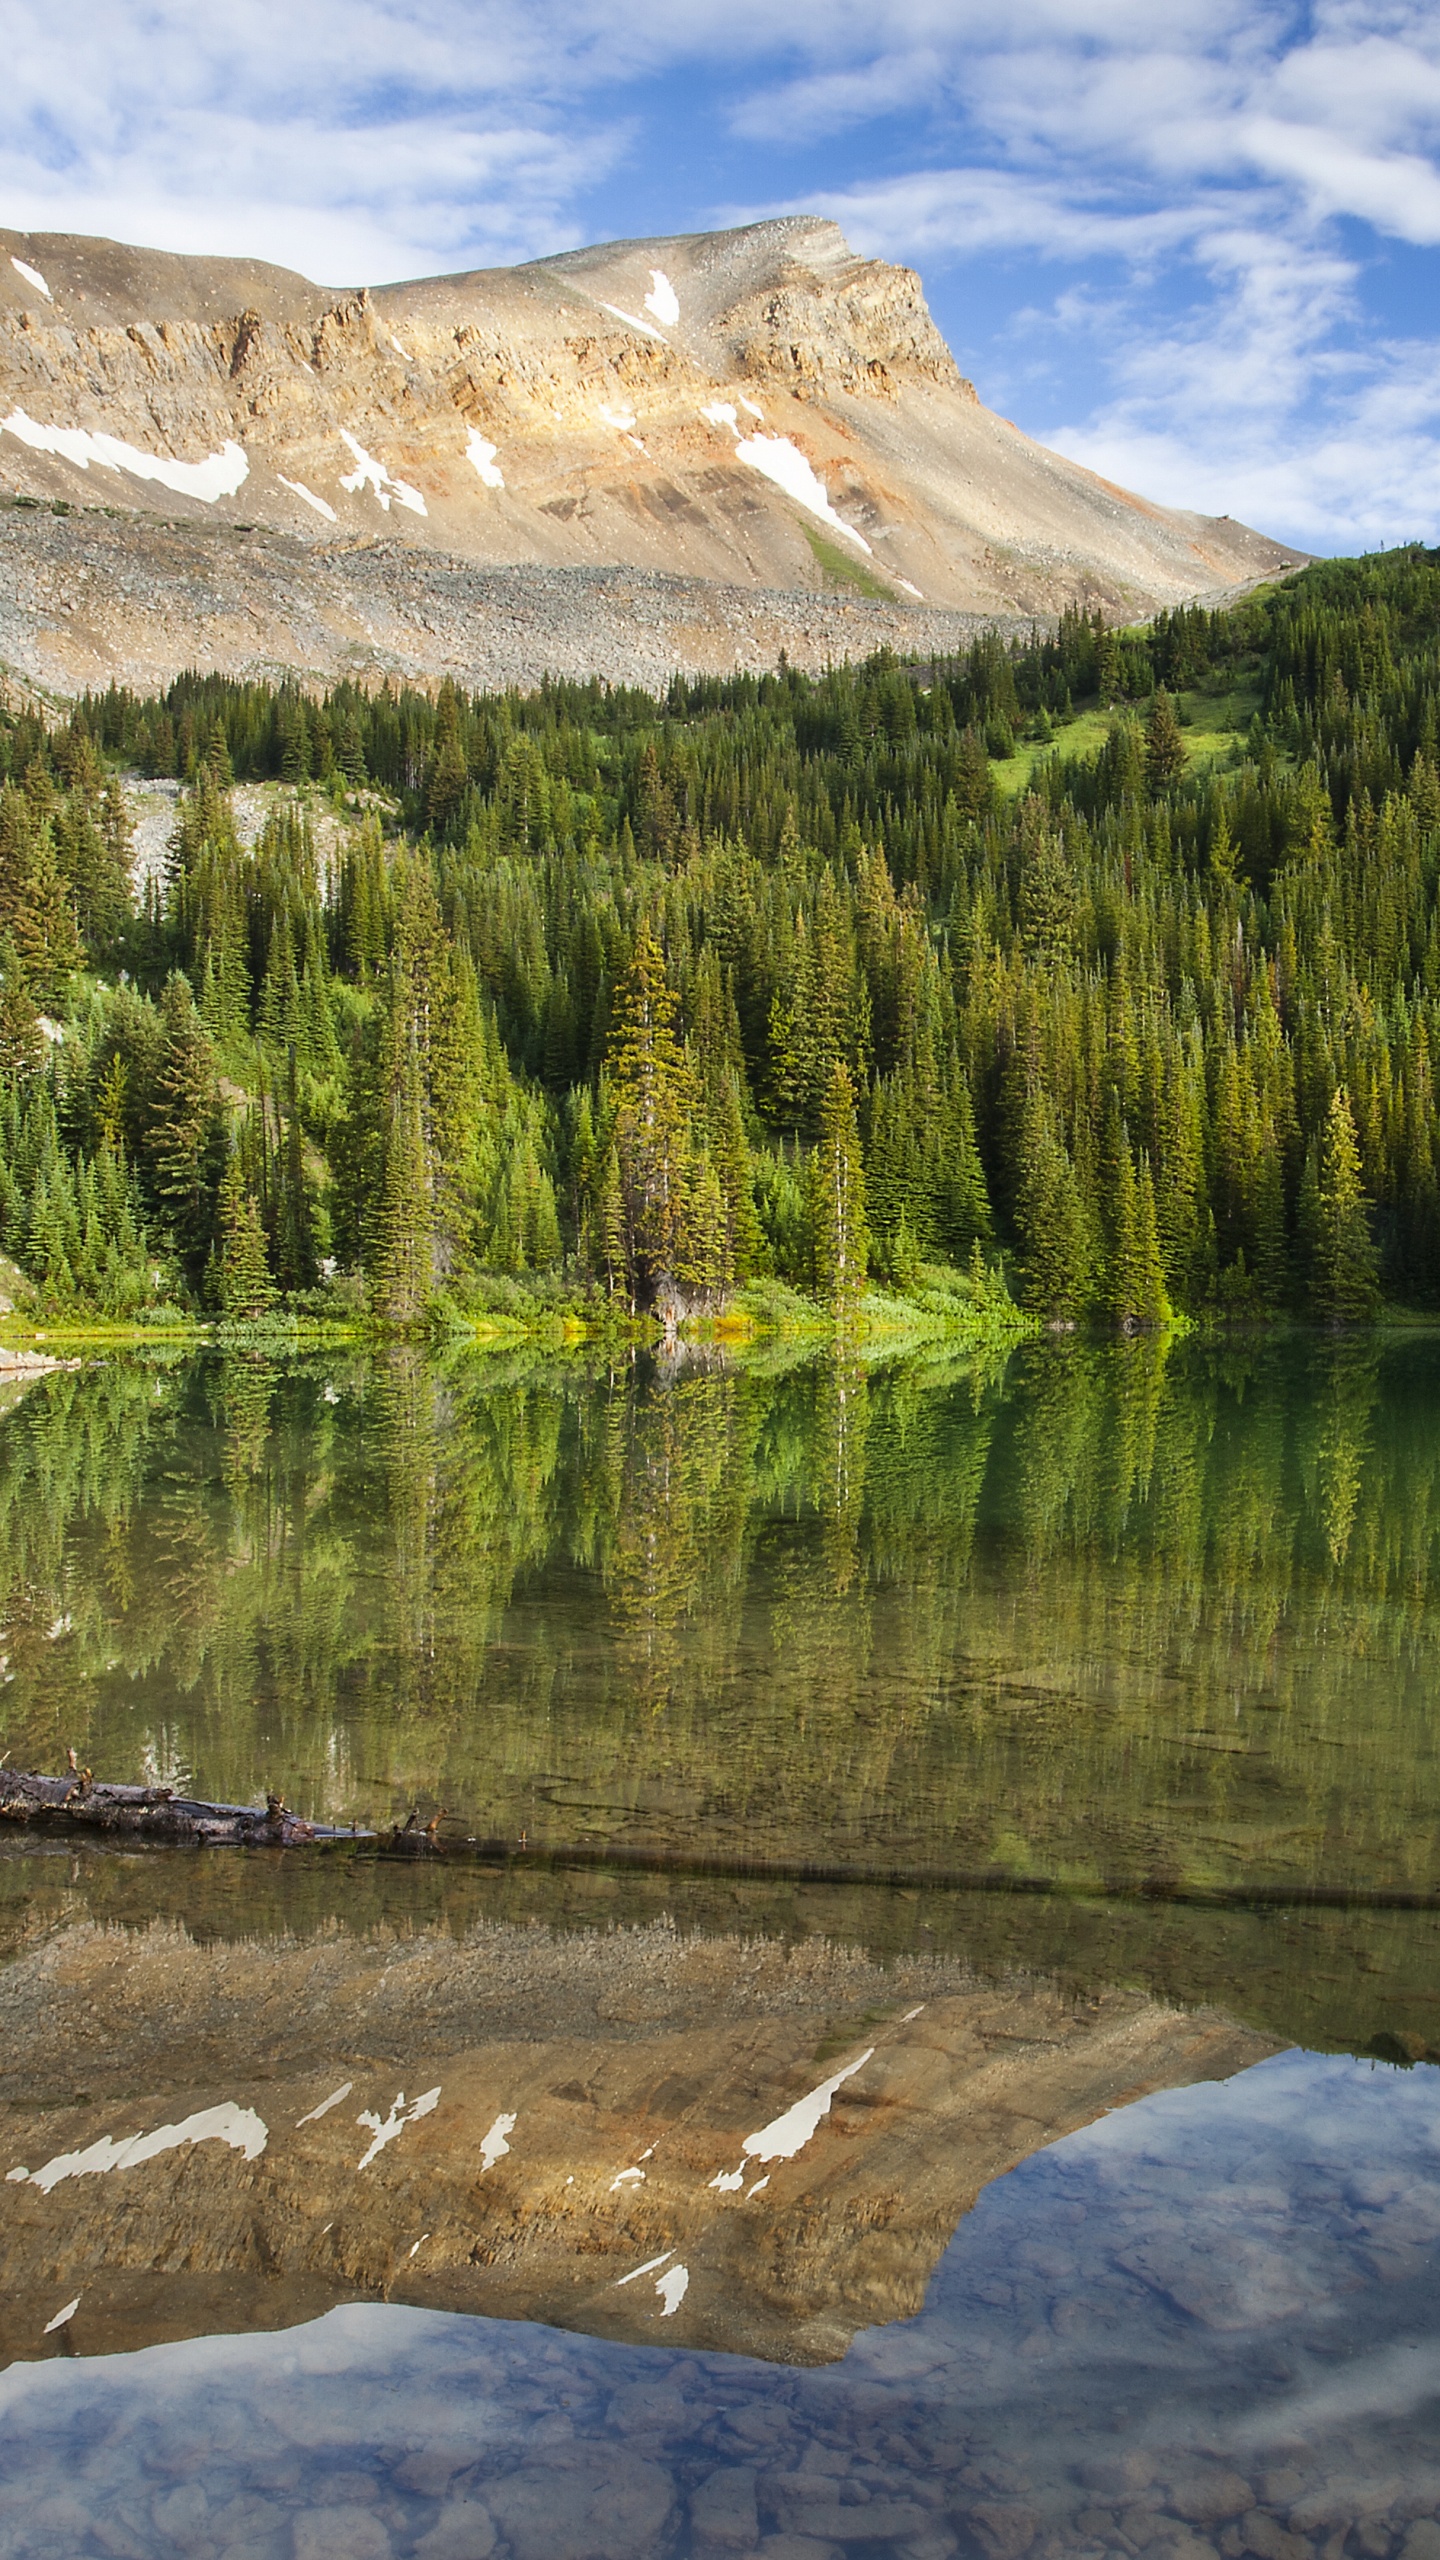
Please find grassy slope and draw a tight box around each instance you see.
[989,674,1264,800]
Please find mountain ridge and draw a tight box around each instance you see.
[0,215,1303,693]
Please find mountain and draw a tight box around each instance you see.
[0,217,1302,694]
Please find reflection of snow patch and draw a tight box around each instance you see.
[0,410,248,504]
[480,2111,516,2173]
[10,2101,268,2195]
[656,2263,689,2315]
[296,2081,353,2126]
[616,2249,672,2287]
[743,2049,874,2163]
[644,270,679,328]
[11,258,51,301]
[600,302,666,343]
[355,2086,440,2170]
[465,429,504,489]
[278,475,337,522]
[338,431,427,516]
[735,434,872,553]
[43,2298,80,2334]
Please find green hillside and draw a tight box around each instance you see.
[2,547,1439,1330]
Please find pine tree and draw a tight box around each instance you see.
[148,973,222,1272]
[605,924,695,1308]
[424,685,470,836]
[806,1060,868,1319]
[1145,688,1186,791]
[1014,1086,1092,1320]
[1310,1087,1380,1323]
[0,939,41,1079]
[272,1047,316,1290]
[210,1157,278,1317]
[1129,1153,1170,1327]
[1016,803,1077,967]
[371,1016,434,1324]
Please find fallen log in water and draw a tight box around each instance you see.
[0,1762,372,1848]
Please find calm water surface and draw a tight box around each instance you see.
[3,1331,1440,2555]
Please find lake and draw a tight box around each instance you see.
[1,1331,1439,2558]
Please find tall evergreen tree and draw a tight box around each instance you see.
[605,924,694,1308]
[210,1157,278,1317]
[1146,687,1186,791]
[806,1060,869,1319]
[148,973,222,1273]
[1310,1087,1381,1323]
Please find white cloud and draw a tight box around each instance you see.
[788,166,1218,268]
[729,5,1440,545]
[0,2,629,279]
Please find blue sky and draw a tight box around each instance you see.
[5,2,1440,552]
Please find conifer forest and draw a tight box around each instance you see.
[1,543,1438,1331]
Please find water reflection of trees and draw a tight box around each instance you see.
[1,1335,1440,1889]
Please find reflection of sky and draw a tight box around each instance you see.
[5,2050,1440,2550]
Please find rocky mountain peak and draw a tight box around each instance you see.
[0,216,1302,696]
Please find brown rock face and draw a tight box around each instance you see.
[0,1912,1280,2368]
[0,216,1303,692]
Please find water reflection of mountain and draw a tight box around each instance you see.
[0,1903,1275,2370]
[2,1333,1440,1911]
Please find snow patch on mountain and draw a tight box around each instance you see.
[734,433,872,553]
[600,302,666,343]
[339,431,426,516]
[0,410,247,502]
[278,475,337,522]
[465,429,504,489]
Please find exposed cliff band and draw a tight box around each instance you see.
[0,218,1301,693]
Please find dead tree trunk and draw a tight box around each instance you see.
[0,1767,371,1848]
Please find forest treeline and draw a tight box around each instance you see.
[0,543,1438,1326]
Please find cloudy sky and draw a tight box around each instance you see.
[4,1,1440,552]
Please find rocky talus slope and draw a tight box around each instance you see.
[0,218,1302,693]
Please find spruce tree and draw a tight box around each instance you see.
[1145,688,1186,791]
[0,939,41,1079]
[148,973,222,1273]
[806,1060,868,1320]
[211,1157,278,1317]
[605,924,694,1308]
[1014,1087,1092,1320]
[371,1019,433,1325]
[1311,1087,1380,1323]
